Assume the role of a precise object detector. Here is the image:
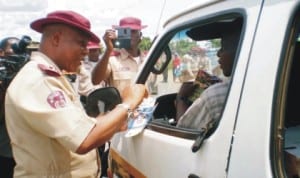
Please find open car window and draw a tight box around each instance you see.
[147,29,223,97]
[144,15,244,139]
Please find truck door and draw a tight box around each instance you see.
[109,1,263,178]
[228,0,300,177]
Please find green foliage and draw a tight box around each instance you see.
[139,37,152,51]
[210,39,221,48]
[169,39,198,56]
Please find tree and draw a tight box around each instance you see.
[210,39,221,48]
[139,37,152,51]
[170,39,198,56]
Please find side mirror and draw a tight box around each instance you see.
[85,87,122,117]
[151,46,172,74]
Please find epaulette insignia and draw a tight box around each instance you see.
[38,64,61,77]
[110,50,121,56]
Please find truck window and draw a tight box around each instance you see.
[147,15,244,139]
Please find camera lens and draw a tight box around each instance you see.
[19,36,32,50]
[11,35,32,54]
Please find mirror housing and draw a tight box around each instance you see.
[84,87,122,117]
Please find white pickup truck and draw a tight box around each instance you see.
[108,0,300,177]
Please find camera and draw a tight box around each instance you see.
[0,35,32,89]
[11,35,32,54]
[113,28,131,49]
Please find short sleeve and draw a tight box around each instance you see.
[17,77,96,152]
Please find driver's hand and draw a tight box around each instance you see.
[178,81,197,98]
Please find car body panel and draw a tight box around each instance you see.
[227,0,299,177]
[109,0,300,178]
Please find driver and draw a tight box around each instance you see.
[176,25,240,131]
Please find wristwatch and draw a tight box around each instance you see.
[117,103,133,119]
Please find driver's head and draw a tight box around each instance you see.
[217,29,240,77]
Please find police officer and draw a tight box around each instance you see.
[92,17,147,93]
[5,10,147,177]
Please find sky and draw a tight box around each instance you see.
[0,0,206,43]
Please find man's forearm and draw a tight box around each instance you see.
[92,49,112,84]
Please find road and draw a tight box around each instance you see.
[149,69,182,97]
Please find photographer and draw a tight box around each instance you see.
[0,36,20,178]
[0,36,31,90]
[0,35,31,178]
[90,17,147,178]
[92,17,147,93]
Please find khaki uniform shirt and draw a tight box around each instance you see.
[76,62,104,97]
[5,52,100,178]
[108,49,145,92]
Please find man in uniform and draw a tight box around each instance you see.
[5,10,147,177]
[84,41,102,70]
[91,17,147,93]
[71,41,104,97]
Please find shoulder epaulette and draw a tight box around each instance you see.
[38,64,61,77]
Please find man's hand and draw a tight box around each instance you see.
[178,81,197,98]
[103,29,117,52]
[121,84,148,110]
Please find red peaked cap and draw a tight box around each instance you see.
[112,17,147,30]
[30,10,100,43]
[87,41,101,49]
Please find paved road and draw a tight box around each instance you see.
[150,69,182,97]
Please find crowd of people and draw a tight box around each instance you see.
[0,9,238,178]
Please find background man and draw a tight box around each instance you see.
[83,41,102,72]
[71,41,104,97]
[92,17,147,93]
[0,36,19,178]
